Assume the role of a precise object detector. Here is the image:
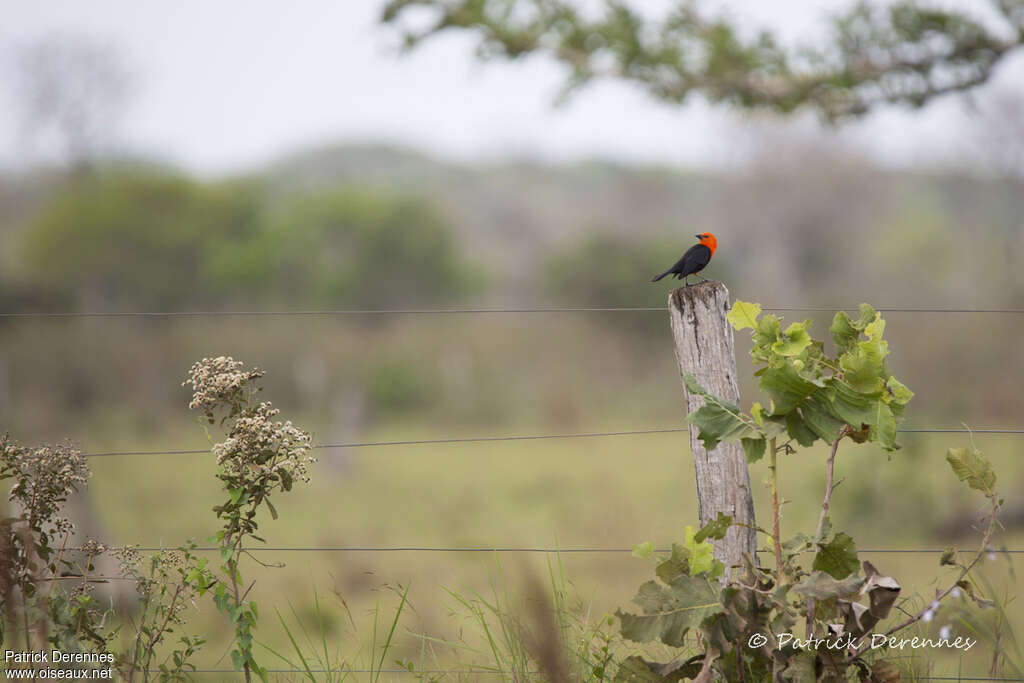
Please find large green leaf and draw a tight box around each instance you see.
[682,525,715,575]
[632,541,655,559]
[771,321,813,357]
[683,373,763,451]
[829,304,876,352]
[741,437,766,463]
[884,376,914,416]
[758,364,819,414]
[837,314,889,393]
[655,544,689,584]
[617,574,724,647]
[784,411,818,447]
[813,532,859,579]
[863,315,886,342]
[750,314,782,363]
[946,447,996,495]
[798,394,848,443]
[839,350,885,393]
[870,399,897,448]
[827,380,899,449]
[694,512,732,543]
[727,300,762,331]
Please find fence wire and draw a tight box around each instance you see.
[4,305,1024,318]
[78,425,1024,458]
[59,545,1019,555]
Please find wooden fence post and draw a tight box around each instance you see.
[668,281,757,571]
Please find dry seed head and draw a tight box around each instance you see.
[212,402,315,484]
[183,356,264,414]
[2,437,89,533]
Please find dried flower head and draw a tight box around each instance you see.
[115,545,143,576]
[79,538,108,556]
[116,545,202,608]
[212,402,316,485]
[183,356,265,420]
[184,358,316,541]
[1,436,89,534]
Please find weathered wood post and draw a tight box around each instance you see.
[668,281,757,571]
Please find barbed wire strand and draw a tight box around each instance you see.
[4,306,1024,318]
[79,426,1024,458]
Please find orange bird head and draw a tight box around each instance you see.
[695,232,717,255]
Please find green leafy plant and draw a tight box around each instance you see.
[0,436,216,680]
[183,356,317,682]
[615,303,1007,681]
[116,543,213,682]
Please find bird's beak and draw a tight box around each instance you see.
[694,234,702,239]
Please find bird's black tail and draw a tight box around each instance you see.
[651,269,672,282]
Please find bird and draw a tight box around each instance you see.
[651,233,717,285]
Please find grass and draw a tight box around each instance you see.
[260,586,352,682]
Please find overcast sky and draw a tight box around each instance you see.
[1,0,1022,175]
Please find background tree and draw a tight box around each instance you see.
[18,171,480,311]
[20,170,261,310]
[261,188,481,309]
[14,35,134,170]
[382,0,1024,120]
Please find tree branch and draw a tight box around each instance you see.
[807,425,851,638]
[769,438,783,572]
[382,0,1024,120]
[816,426,851,542]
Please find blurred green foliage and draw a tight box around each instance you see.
[545,233,676,309]
[368,357,439,415]
[23,171,260,309]
[260,188,480,308]
[19,169,481,310]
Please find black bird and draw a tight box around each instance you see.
[651,233,718,284]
